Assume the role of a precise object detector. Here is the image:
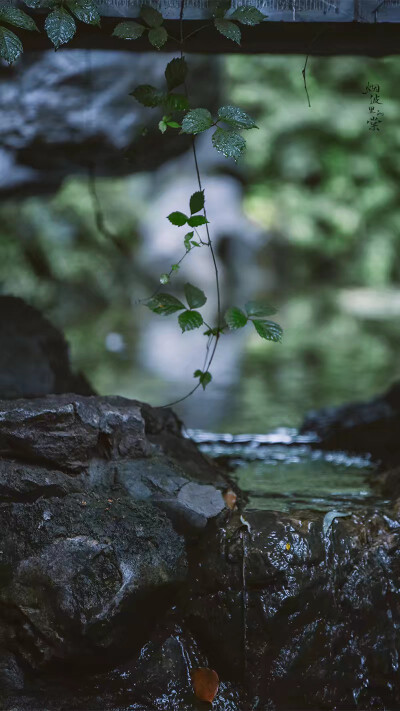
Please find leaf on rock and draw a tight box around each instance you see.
[165,56,188,91]
[113,21,145,39]
[0,26,22,63]
[45,7,76,49]
[225,306,247,330]
[218,105,257,130]
[212,127,246,161]
[184,282,207,309]
[178,310,203,332]
[191,667,220,703]
[252,319,283,342]
[181,108,213,135]
[214,18,241,44]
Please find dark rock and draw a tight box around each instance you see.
[0,296,94,399]
[300,380,400,459]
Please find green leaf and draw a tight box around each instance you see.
[184,283,207,309]
[214,18,241,44]
[67,0,100,26]
[131,84,164,107]
[159,273,169,284]
[147,293,185,315]
[187,215,208,227]
[167,120,181,128]
[229,6,266,24]
[167,211,188,226]
[23,0,56,7]
[194,369,212,390]
[171,264,180,271]
[163,93,189,112]
[212,127,246,162]
[178,310,204,332]
[148,25,167,49]
[158,120,167,133]
[181,108,213,135]
[45,7,76,49]
[0,7,38,31]
[0,26,22,63]
[245,301,277,318]
[253,319,283,342]
[184,231,194,250]
[203,327,222,337]
[225,306,248,330]
[212,0,231,18]
[165,56,188,91]
[218,105,257,130]
[190,190,205,215]
[113,21,145,39]
[140,5,163,27]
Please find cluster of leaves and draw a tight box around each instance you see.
[225,302,283,342]
[131,56,189,123]
[0,0,101,61]
[213,2,267,45]
[113,5,167,49]
[181,104,258,161]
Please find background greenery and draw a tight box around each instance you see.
[1,52,399,432]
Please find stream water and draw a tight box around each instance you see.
[188,428,384,513]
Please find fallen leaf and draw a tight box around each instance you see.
[191,667,219,703]
[223,489,237,510]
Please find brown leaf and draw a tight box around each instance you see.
[191,667,219,703]
[223,489,237,510]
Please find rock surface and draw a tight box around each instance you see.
[300,380,400,460]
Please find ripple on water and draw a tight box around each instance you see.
[186,428,383,513]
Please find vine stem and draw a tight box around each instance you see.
[160,0,222,409]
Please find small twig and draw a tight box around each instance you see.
[301,28,329,108]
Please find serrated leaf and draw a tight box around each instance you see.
[168,211,188,226]
[163,93,189,112]
[165,56,188,91]
[229,6,266,24]
[45,7,76,49]
[147,293,185,315]
[245,301,277,318]
[184,283,207,309]
[218,105,257,130]
[0,7,38,31]
[23,0,56,7]
[148,25,167,49]
[214,18,241,44]
[140,5,163,27]
[131,84,164,107]
[179,310,203,332]
[212,127,246,162]
[181,108,213,135]
[225,306,248,330]
[184,231,194,250]
[0,26,22,63]
[190,190,205,215]
[113,20,144,39]
[253,319,283,342]
[187,215,208,227]
[67,0,100,26]
[194,369,212,390]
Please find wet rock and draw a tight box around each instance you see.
[0,296,94,399]
[300,380,400,460]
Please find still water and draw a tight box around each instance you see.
[189,428,382,513]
